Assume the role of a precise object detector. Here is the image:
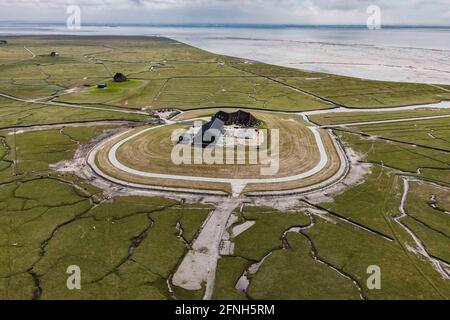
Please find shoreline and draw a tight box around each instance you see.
[1,29,450,85]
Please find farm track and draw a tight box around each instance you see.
[23,46,36,59]
[0,92,149,115]
[321,114,450,128]
[172,199,241,299]
[335,128,450,154]
[0,120,143,133]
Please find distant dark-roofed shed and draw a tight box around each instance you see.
[113,73,127,82]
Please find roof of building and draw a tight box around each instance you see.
[113,73,127,82]
[213,110,258,126]
[215,111,229,121]
[193,117,224,147]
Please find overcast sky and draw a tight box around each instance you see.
[1,0,449,26]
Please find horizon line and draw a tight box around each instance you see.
[1,21,450,28]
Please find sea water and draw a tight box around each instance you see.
[1,23,449,84]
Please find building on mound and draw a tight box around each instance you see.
[113,73,127,82]
[179,110,260,148]
[214,110,258,127]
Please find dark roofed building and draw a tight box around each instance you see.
[182,110,258,148]
[214,111,231,123]
[0,40,7,45]
[113,73,127,82]
[50,51,60,57]
[193,117,224,147]
[214,110,258,127]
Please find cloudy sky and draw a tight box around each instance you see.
[1,0,449,26]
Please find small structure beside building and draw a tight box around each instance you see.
[113,73,127,82]
[50,51,60,57]
[97,83,108,89]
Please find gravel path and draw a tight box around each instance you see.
[0,92,149,115]
[172,199,241,299]
[321,114,450,128]
[23,46,36,58]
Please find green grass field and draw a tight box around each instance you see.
[232,207,310,261]
[3,36,448,111]
[320,166,401,238]
[247,232,361,299]
[57,79,165,109]
[211,198,450,299]
[403,181,450,262]
[302,218,449,299]
[0,97,149,130]
[232,62,450,108]
[310,109,450,126]
[349,117,450,151]
[0,123,212,299]
[333,117,450,184]
[0,36,448,300]
[0,180,212,299]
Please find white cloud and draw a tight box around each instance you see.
[0,0,449,25]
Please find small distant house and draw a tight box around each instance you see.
[113,73,127,82]
[50,51,59,57]
[0,40,7,45]
[97,83,108,89]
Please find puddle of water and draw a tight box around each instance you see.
[235,252,273,293]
